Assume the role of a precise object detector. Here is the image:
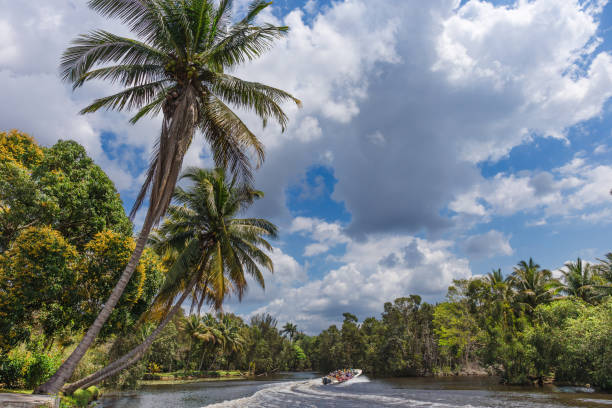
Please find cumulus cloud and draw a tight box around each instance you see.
[225,246,308,311]
[450,154,612,224]
[251,233,472,333]
[461,230,514,259]
[289,217,350,256]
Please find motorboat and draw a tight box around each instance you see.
[322,368,362,385]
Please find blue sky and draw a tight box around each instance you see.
[1,0,612,332]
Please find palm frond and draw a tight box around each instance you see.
[61,30,165,86]
[207,23,288,70]
[208,73,300,130]
[79,81,167,113]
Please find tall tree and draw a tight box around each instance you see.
[63,167,276,393]
[0,133,131,253]
[508,258,558,312]
[180,314,205,372]
[281,322,297,342]
[38,0,298,394]
[560,258,601,304]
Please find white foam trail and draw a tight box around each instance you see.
[203,378,489,408]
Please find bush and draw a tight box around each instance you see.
[25,351,62,388]
[86,385,100,400]
[72,388,92,407]
[0,352,29,388]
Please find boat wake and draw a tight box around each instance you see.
[335,375,370,387]
[203,378,485,408]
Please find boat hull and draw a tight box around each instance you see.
[322,369,362,385]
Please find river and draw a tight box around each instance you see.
[99,372,612,407]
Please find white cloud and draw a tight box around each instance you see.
[225,246,308,309]
[251,234,472,333]
[366,130,386,146]
[450,154,612,224]
[433,0,612,162]
[461,230,513,259]
[594,144,608,154]
[289,217,350,256]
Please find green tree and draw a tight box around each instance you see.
[180,314,205,372]
[0,131,45,252]
[34,141,132,248]
[560,258,601,304]
[40,0,299,393]
[281,322,298,342]
[508,258,558,312]
[556,299,612,389]
[0,134,130,252]
[64,167,276,393]
[78,231,147,338]
[0,226,79,350]
[0,129,44,167]
[433,301,480,369]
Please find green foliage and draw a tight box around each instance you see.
[0,343,61,389]
[553,299,612,389]
[0,133,131,251]
[33,140,132,248]
[433,301,481,368]
[78,230,146,338]
[0,129,44,167]
[0,226,80,349]
[85,385,100,400]
[71,388,92,407]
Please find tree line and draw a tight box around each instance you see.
[306,258,612,390]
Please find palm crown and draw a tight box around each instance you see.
[63,0,300,222]
[509,258,558,311]
[151,167,277,312]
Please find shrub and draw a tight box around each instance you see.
[72,388,92,407]
[86,385,100,400]
[0,352,29,388]
[24,351,62,388]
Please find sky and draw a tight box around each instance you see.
[1,0,612,333]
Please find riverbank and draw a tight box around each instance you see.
[139,370,249,386]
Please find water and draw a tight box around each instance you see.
[100,372,612,407]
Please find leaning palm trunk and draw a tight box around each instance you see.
[35,93,198,394]
[63,273,200,394]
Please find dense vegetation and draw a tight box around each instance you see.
[0,131,164,389]
[308,258,612,389]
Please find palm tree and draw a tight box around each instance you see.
[508,258,559,312]
[38,0,298,394]
[484,268,511,301]
[595,253,612,297]
[196,314,223,371]
[560,258,601,304]
[181,314,205,372]
[281,322,298,342]
[217,315,245,370]
[63,167,276,393]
